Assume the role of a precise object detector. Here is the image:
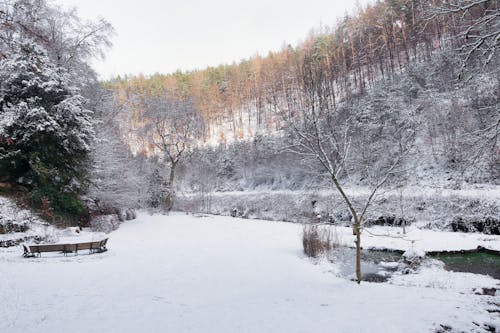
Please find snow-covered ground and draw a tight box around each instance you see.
[0,212,499,333]
[335,224,500,252]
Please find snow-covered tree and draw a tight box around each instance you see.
[0,42,94,217]
[138,93,204,210]
[277,50,415,284]
[0,0,113,84]
[87,92,144,212]
[0,0,113,221]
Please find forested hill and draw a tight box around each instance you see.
[108,0,498,144]
[104,0,498,194]
[0,0,497,227]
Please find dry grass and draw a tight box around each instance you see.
[302,224,339,258]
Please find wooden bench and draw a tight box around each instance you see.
[23,238,108,257]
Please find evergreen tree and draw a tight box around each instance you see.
[0,42,95,218]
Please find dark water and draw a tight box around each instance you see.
[361,250,401,263]
[332,248,500,282]
[430,252,500,279]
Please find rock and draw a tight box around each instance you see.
[437,324,452,332]
[115,208,126,222]
[0,235,42,248]
[230,208,238,217]
[481,288,496,296]
[0,222,28,233]
[125,209,137,220]
[365,215,412,227]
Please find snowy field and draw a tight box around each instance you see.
[1,212,499,333]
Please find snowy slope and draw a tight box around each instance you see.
[0,212,498,333]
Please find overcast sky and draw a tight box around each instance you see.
[55,0,370,79]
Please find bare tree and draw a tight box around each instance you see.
[428,0,499,77]
[278,52,414,284]
[140,93,204,211]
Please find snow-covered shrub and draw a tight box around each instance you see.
[90,214,120,234]
[400,247,426,273]
[402,247,426,261]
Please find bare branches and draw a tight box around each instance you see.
[430,0,491,15]
[0,0,113,79]
[136,93,204,189]
[428,0,499,77]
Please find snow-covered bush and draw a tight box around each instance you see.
[400,247,426,273]
[0,43,94,219]
[89,214,120,234]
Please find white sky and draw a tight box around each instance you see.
[55,0,370,79]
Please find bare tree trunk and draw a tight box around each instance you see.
[331,174,363,284]
[355,222,362,284]
[399,187,406,234]
[166,160,178,212]
[168,160,177,188]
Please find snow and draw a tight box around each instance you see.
[342,225,500,252]
[403,247,426,260]
[0,212,499,333]
[390,260,498,293]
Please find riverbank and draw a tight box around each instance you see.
[175,185,500,233]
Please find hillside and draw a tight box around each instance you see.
[100,1,499,230]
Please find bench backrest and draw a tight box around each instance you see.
[77,242,93,250]
[29,244,65,253]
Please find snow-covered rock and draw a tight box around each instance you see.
[403,247,426,261]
